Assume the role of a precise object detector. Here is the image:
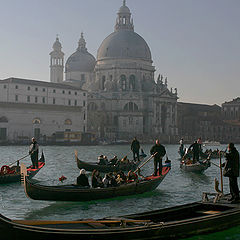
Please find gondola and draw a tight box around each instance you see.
[76,154,145,173]
[180,159,211,173]
[23,163,171,202]
[1,194,240,240]
[0,152,45,184]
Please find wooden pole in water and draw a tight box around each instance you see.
[219,151,223,193]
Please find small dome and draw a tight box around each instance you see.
[53,37,62,51]
[66,51,96,72]
[66,33,96,72]
[118,5,130,14]
[97,30,152,62]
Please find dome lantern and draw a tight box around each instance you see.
[115,0,134,32]
[77,32,87,52]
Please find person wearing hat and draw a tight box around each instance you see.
[76,169,90,188]
[29,137,39,169]
[222,143,240,203]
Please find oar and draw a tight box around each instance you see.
[219,150,224,193]
[9,154,30,167]
[134,152,157,173]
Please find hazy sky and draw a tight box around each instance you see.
[0,0,239,105]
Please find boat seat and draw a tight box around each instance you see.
[87,222,109,229]
[195,210,221,215]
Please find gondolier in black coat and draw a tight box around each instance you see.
[188,140,200,163]
[150,139,166,176]
[29,137,39,169]
[131,137,140,162]
[222,143,240,203]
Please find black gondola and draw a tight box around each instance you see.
[76,154,145,173]
[180,159,211,173]
[23,163,171,202]
[1,194,240,240]
[0,152,45,184]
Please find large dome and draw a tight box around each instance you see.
[65,33,96,72]
[97,1,152,62]
[97,30,152,62]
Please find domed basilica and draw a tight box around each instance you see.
[50,0,178,141]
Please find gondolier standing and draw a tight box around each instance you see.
[29,137,39,169]
[222,143,240,203]
[150,139,166,176]
[188,140,200,163]
[131,137,140,162]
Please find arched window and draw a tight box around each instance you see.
[129,75,136,90]
[87,102,98,111]
[64,119,72,125]
[123,102,139,112]
[120,75,127,91]
[33,118,41,124]
[0,116,8,123]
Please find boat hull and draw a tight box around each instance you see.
[1,200,240,240]
[24,165,171,201]
[180,161,210,173]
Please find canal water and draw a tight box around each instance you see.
[1,143,240,239]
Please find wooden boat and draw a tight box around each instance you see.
[76,154,145,173]
[0,152,45,184]
[180,159,211,173]
[1,194,240,240]
[23,163,171,202]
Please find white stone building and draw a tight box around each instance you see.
[0,78,87,143]
[50,1,178,142]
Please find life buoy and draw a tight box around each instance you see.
[1,165,11,174]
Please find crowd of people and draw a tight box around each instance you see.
[75,137,168,188]
[76,168,140,188]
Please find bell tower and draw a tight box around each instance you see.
[50,36,64,83]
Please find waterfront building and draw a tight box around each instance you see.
[0,78,88,144]
[51,1,178,142]
[178,101,240,144]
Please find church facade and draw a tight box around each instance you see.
[50,1,178,142]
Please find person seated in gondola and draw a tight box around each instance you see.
[120,156,130,164]
[136,168,145,180]
[97,155,107,165]
[76,169,90,188]
[108,172,118,187]
[127,170,138,183]
[109,156,118,165]
[103,155,109,164]
[102,173,110,187]
[115,171,127,185]
[91,169,104,188]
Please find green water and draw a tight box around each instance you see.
[0,144,240,239]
